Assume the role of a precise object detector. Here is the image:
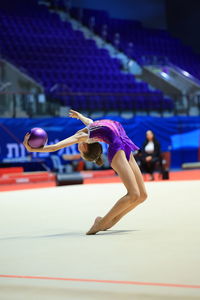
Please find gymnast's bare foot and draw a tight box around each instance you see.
[103,222,114,231]
[97,217,114,231]
[86,216,102,235]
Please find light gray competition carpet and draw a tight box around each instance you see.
[0,180,200,299]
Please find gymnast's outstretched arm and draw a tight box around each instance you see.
[68,109,93,126]
[23,131,88,153]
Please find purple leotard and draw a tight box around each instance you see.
[87,119,139,164]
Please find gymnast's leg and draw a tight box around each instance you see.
[103,153,147,230]
[86,151,147,235]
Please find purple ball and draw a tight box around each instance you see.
[28,127,48,148]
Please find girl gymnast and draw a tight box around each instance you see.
[23,109,147,235]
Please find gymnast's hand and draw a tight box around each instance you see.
[68,109,81,120]
[68,109,93,126]
[23,133,35,152]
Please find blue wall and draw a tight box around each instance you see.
[71,0,167,29]
[0,116,199,169]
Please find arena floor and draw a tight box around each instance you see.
[0,180,200,300]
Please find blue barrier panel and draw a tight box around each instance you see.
[0,116,199,169]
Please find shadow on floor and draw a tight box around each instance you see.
[0,229,139,240]
[96,229,139,236]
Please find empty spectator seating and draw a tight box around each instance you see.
[0,0,173,112]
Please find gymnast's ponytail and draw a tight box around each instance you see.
[95,155,104,166]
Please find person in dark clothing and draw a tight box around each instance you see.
[140,130,161,181]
